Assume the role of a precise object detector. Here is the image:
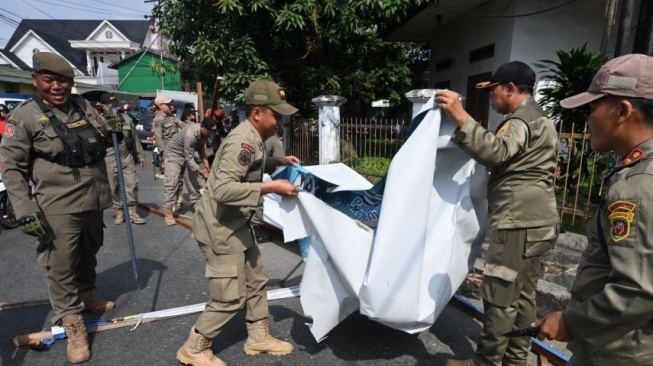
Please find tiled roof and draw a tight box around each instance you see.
[0,65,32,82]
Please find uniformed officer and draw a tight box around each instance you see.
[533,54,653,365]
[176,80,300,366]
[174,106,203,208]
[251,126,286,243]
[0,52,120,364]
[151,96,184,179]
[162,118,212,225]
[436,61,560,366]
[99,93,147,225]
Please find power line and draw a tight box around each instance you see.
[91,0,151,14]
[437,0,578,18]
[32,0,145,18]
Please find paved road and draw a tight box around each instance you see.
[0,165,558,366]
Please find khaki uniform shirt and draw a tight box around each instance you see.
[193,120,266,254]
[164,123,207,172]
[0,96,111,217]
[451,97,560,229]
[563,139,653,365]
[264,135,284,174]
[152,114,184,151]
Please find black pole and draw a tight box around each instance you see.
[614,0,637,57]
[112,132,139,282]
[633,0,653,55]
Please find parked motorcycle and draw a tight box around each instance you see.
[0,165,18,229]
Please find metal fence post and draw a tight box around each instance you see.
[405,89,438,120]
[312,95,347,165]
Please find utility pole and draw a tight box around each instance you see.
[144,0,164,89]
[633,0,653,55]
[600,0,619,53]
[614,0,637,57]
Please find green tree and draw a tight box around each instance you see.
[535,44,610,203]
[153,0,427,115]
[534,43,608,134]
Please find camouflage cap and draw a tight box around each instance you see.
[245,80,298,116]
[561,54,653,108]
[32,52,75,79]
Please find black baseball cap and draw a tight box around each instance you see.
[476,61,536,89]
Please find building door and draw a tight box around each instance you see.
[465,72,492,128]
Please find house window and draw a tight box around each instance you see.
[433,80,451,90]
[435,58,452,72]
[469,44,495,63]
[465,72,492,128]
[105,30,113,39]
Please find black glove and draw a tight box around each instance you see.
[18,211,51,238]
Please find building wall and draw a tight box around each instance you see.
[116,52,182,93]
[429,0,516,127]
[510,0,608,70]
[12,35,84,77]
[429,0,608,127]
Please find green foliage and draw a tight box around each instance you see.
[365,138,403,157]
[154,0,428,115]
[342,156,390,183]
[534,43,608,133]
[535,44,611,205]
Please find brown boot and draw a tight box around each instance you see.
[113,209,124,225]
[243,318,293,356]
[129,206,146,224]
[176,327,226,366]
[82,296,115,313]
[62,314,91,364]
[164,206,176,226]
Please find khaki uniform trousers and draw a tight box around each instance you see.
[163,158,203,208]
[194,242,269,339]
[106,154,139,210]
[36,211,104,325]
[474,228,547,366]
[182,168,202,204]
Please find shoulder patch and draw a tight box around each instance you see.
[238,150,252,166]
[496,121,510,136]
[241,143,255,154]
[608,200,636,242]
[621,148,644,165]
[4,123,16,139]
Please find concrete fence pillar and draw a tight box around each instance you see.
[405,89,438,120]
[312,95,347,165]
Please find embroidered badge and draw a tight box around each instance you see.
[620,148,644,165]
[66,120,88,129]
[608,200,636,242]
[241,143,255,154]
[4,123,16,139]
[496,121,510,136]
[278,89,286,99]
[238,150,252,166]
[38,115,49,122]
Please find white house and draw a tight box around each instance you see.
[0,19,159,87]
[386,0,618,128]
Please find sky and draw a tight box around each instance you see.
[0,0,155,48]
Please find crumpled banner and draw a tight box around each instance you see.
[271,97,488,340]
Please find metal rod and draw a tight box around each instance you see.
[112,132,139,282]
